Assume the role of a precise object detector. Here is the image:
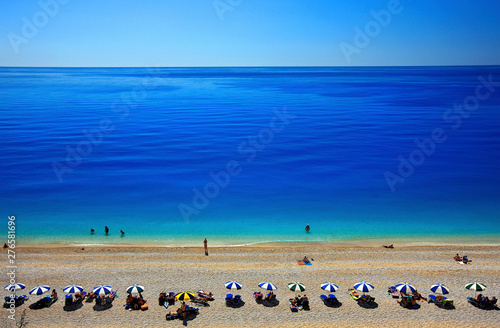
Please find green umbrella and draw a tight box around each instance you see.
[288,282,306,292]
[465,282,487,291]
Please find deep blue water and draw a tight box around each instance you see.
[1,66,499,245]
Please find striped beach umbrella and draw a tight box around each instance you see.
[63,285,83,294]
[225,281,243,290]
[321,282,339,292]
[29,285,50,295]
[354,282,374,293]
[430,284,450,295]
[258,282,277,291]
[4,283,25,291]
[126,284,145,294]
[396,283,416,294]
[93,285,112,296]
[465,282,487,291]
[288,282,306,292]
[175,291,195,301]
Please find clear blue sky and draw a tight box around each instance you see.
[1,0,499,67]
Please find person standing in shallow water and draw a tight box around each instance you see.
[204,238,208,256]
[305,224,310,232]
[105,226,109,234]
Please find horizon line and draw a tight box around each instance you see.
[1,64,499,69]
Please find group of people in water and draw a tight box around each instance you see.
[90,226,125,236]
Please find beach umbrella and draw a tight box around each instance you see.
[63,285,83,294]
[93,285,112,296]
[354,282,374,293]
[4,283,25,292]
[126,284,144,294]
[258,282,277,291]
[321,282,339,293]
[225,281,243,290]
[465,282,487,292]
[288,282,306,292]
[29,285,50,295]
[396,283,416,294]
[430,284,450,295]
[175,291,195,301]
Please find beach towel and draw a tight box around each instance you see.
[296,260,312,265]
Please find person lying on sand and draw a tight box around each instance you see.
[383,244,394,248]
[453,253,461,261]
[198,290,213,299]
[412,292,427,302]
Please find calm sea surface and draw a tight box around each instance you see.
[1,66,499,245]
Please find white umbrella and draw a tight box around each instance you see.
[465,282,487,292]
[29,285,50,295]
[126,284,144,294]
[321,282,339,292]
[354,282,374,293]
[430,284,449,295]
[288,282,306,292]
[93,285,112,296]
[258,282,277,290]
[396,283,416,294]
[4,283,25,292]
[63,285,83,294]
[225,281,243,290]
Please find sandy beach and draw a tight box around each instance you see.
[2,244,499,328]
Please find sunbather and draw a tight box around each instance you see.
[253,291,263,300]
[383,244,394,248]
[453,253,461,261]
[350,289,359,298]
[412,292,427,302]
[476,294,483,303]
[198,290,213,298]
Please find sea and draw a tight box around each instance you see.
[1,66,499,246]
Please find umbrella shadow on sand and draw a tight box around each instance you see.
[63,302,84,311]
[357,300,378,309]
[263,299,280,307]
[93,303,112,311]
[181,313,198,326]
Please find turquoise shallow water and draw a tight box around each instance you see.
[1,66,499,246]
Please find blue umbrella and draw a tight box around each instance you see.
[4,283,25,292]
[321,282,339,292]
[430,284,449,295]
[29,285,50,295]
[63,285,83,294]
[258,282,277,290]
[126,284,144,294]
[93,285,112,296]
[396,283,416,294]
[225,281,243,290]
[354,282,374,293]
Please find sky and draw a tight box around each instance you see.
[1,0,499,67]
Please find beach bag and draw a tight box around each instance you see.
[141,303,149,310]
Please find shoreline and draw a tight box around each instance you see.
[14,234,500,249]
[15,240,500,250]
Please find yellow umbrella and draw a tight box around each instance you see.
[175,291,195,301]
